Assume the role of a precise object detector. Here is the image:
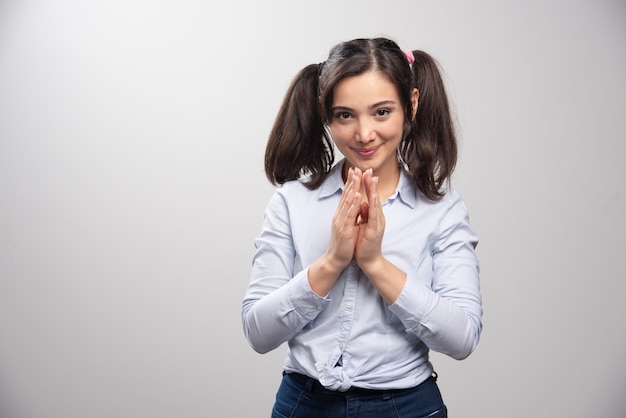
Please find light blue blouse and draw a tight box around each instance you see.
[242,160,482,391]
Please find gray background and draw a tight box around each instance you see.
[1,0,624,417]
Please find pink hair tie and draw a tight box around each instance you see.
[404,50,415,64]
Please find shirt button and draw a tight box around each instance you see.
[346,302,353,309]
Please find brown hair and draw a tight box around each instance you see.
[264,37,457,201]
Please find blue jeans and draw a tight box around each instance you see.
[271,372,447,418]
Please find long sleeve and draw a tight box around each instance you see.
[389,193,482,360]
[241,188,329,354]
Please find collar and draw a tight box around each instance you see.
[318,159,417,208]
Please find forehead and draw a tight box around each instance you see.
[332,71,400,105]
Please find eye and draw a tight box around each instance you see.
[375,108,391,117]
[335,111,352,120]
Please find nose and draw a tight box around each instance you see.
[355,119,375,143]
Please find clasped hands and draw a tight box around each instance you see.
[327,167,386,273]
[310,166,404,303]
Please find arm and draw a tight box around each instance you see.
[242,170,364,354]
[241,190,326,354]
[389,193,483,360]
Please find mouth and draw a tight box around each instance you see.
[355,146,378,158]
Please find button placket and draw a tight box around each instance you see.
[335,264,359,363]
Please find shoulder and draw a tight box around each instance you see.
[437,188,471,218]
[415,187,466,209]
[274,178,315,197]
[268,179,319,214]
[440,188,466,206]
[276,162,344,199]
[434,189,476,241]
[413,188,473,232]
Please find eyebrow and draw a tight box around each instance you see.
[331,100,397,112]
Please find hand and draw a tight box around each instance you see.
[324,167,364,272]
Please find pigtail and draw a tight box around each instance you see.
[264,64,334,189]
[401,50,458,201]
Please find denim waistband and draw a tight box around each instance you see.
[284,371,436,396]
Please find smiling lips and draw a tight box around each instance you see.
[356,146,378,158]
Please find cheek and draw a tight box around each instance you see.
[329,125,352,144]
[378,122,404,141]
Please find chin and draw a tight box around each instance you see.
[355,162,379,172]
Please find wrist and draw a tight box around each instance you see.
[359,255,386,278]
[308,254,346,297]
[359,256,407,305]
[319,252,349,276]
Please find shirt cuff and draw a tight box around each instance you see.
[286,266,330,320]
[388,273,434,331]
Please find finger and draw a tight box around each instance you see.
[339,168,357,209]
[362,167,372,182]
[362,169,375,199]
[364,175,380,226]
[360,170,378,208]
[369,175,379,205]
[352,167,363,188]
[338,170,363,227]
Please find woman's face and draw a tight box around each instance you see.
[328,70,416,179]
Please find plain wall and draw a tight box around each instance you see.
[1,0,624,417]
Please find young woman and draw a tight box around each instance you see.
[242,37,482,418]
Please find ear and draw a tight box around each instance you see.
[410,88,419,120]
